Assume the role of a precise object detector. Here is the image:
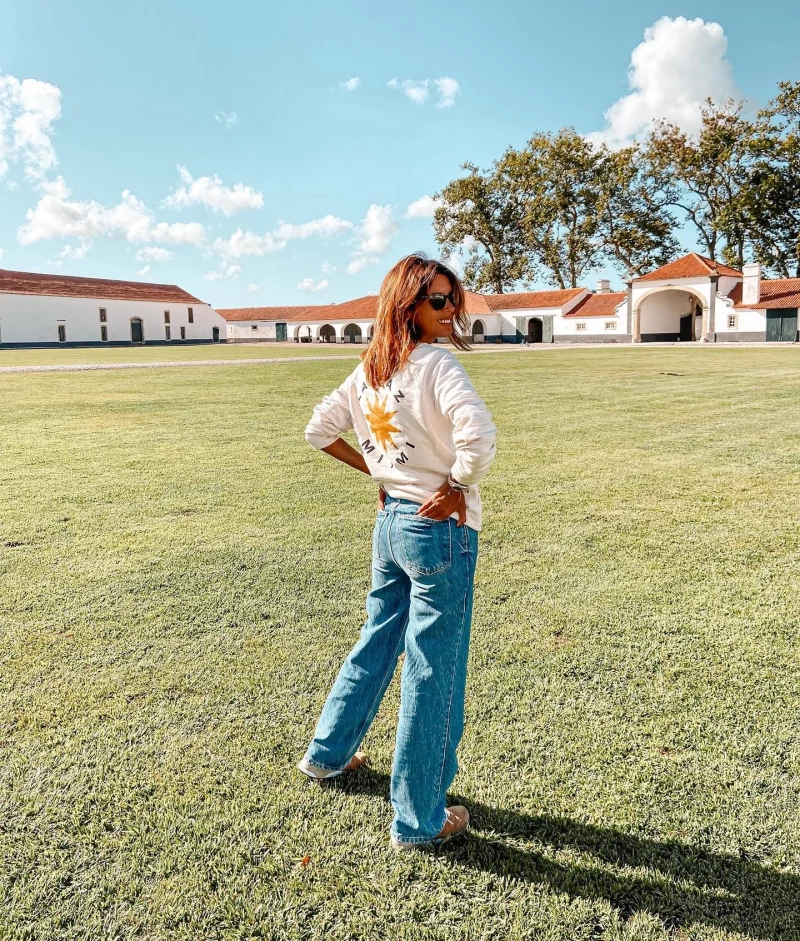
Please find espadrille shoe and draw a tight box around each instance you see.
[297,750,368,783]
[390,805,470,852]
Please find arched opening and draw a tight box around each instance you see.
[319,324,336,343]
[130,318,144,344]
[637,288,707,342]
[295,324,312,344]
[343,323,362,344]
[367,324,375,342]
[527,317,543,343]
[472,319,485,342]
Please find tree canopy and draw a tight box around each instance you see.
[433,81,800,291]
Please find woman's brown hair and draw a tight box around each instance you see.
[360,253,471,389]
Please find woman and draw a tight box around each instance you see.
[297,253,497,851]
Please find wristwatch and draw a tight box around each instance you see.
[447,474,469,494]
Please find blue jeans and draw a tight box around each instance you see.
[302,493,479,843]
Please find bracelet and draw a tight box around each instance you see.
[447,474,469,493]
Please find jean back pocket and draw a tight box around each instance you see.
[399,515,452,575]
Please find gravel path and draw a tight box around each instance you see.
[0,341,783,374]
[0,355,362,374]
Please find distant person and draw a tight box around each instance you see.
[298,253,497,851]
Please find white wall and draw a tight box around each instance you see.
[557,316,624,336]
[227,320,279,340]
[638,289,698,334]
[0,292,224,345]
[714,298,766,333]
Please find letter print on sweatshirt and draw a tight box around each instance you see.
[358,378,416,468]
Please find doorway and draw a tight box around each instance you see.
[527,318,543,343]
[131,319,144,344]
[766,309,798,342]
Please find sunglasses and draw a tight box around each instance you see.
[418,292,456,312]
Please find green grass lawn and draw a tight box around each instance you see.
[0,342,359,367]
[1,348,799,940]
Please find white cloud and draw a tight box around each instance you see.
[247,283,261,294]
[297,277,329,292]
[346,204,398,274]
[138,265,151,276]
[434,78,460,108]
[213,213,353,259]
[321,260,336,274]
[273,215,353,240]
[57,243,89,261]
[7,179,19,191]
[211,228,284,258]
[346,255,379,275]
[388,78,430,105]
[163,165,264,215]
[357,203,398,255]
[136,246,173,262]
[0,71,62,180]
[17,177,207,250]
[388,77,460,108]
[0,248,4,260]
[215,111,238,128]
[588,16,740,148]
[204,263,241,281]
[404,194,441,219]
[341,77,360,92]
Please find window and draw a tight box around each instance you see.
[99,307,107,323]
[251,324,258,330]
[604,321,617,331]
[57,323,66,342]
[575,322,587,331]
[165,325,171,341]
[164,310,170,324]
[187,307,194,323]
[180,326,186,340]
[100,324,108,342]
[728,314,738,329]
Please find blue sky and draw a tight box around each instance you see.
[0,0,797,307]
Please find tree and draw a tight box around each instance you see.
[745,82,800,278]
[595,145,680,278]
[644,99,753,270]
[432,163,529,294]
[497,129,602,289]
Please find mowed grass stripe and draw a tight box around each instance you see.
[1,348,799,940]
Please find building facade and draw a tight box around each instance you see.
[218,282,631,345]
[0,269,226,348]
[219,254,799,346]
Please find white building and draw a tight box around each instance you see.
[0,269,226,348]
[219,253,799,346]
[218,283,631,345]
[629,254,799,343]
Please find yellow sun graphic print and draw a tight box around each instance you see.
[364,396,401,451]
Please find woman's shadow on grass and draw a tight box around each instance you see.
[332,769,799,939]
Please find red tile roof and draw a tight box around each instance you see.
[563,292,627,317]
[636,253,742,282]
[217,304,325,323]
[0,268,203,304]
[218,291,493,323]
[729,279,800,310]
[484,288,585,310]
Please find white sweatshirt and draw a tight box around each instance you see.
[304,343,497,531]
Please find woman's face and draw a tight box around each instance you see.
[412,273,456,343]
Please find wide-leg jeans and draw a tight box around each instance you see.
[302,493,479,844]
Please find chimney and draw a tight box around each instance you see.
[741,263,761,306]
[596,279,611,294]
